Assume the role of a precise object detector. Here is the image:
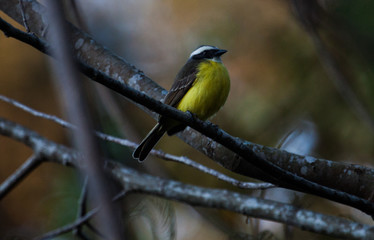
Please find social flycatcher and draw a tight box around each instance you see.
[133,45,230,161]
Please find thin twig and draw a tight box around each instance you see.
[76,178,106,239]
[78,176,89,218]
[35,207,98,240]
[73,176,88,237]
[160,153,275,189]
[18,0,30,32]
[69,0,87,31]
[0,94,275,190]
[35,191,126,240]
[0,95,74,128]
[0,154,42,199]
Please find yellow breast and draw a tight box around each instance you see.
[176,60,230,120]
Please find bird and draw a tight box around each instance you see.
[133,45,230,161]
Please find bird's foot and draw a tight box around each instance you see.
[208,122,220,131]
[186,111,198,121]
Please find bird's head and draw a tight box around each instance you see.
[189,45,227,62]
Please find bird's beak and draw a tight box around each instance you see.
[215,49,227,57]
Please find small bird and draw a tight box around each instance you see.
[133,45,230,161]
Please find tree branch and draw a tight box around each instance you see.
[0,154,42,199]
[73,176,89,238]
[35,191,126,240]
[35,208,97,240]
[1,118,373,240]
[109,162,374,240]
[0,94,274,190]
[1,3,374,216]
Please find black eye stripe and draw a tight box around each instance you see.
[192,49,217,60]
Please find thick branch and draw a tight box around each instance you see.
[1,117,373,240]
[109,162,374,240]
[1,3,374,215]
[0,118,77,165]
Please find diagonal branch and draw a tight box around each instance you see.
[35,208,97,240]
[1,117,373,240]
[0,154,42,199]
[35,191,126,240]
[73,176,89,238]
[109,162,374,240]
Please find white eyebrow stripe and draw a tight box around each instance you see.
[189,46,217,58]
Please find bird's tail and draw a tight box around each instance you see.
[133,123,166,162]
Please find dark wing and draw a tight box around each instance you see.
[163,60,200,107]
[162,70,196,135]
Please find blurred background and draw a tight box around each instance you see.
[1,0,374,239]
